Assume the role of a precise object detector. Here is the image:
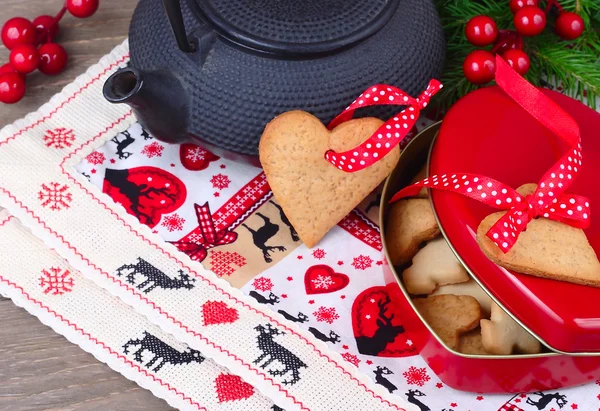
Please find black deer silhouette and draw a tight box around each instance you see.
[355,296,405,356]
[111,130,135,159]
[373,366,397,393]
[140,127,152,140]
[254,324,306,385]
[365,193,382,214]
[115,258,196,293]
[526,391,568,410]
[405,389,430,411]
[269,200,299,242]
[278,310,309,323]
[242,213,286,263]
[307,327,341,344]
[249,291,280,305]
[104,168,177,225]
[123,331,204,372]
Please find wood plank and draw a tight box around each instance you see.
[0,1,174,409]
[0,0,133,126]
[0,299,173,410]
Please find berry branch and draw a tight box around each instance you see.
[0,0,100,104]
[434,0,600,114]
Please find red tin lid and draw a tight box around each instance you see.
[429,86,600,354]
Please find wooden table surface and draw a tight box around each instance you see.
[0,0,173,409]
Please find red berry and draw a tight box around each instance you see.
[0,72,26,104]
[9,44,40,74]
[463,50,496,85]
[502,49,531,75]
[514,6,547,36]
[33,15,60,41]
[38,43,68,75]
[66,0,100,18]
[465,15,498,46]
[1,17,36,50]
[509,0,539,14]
[0,63,26,81]
[555,12,584,40]
[0,63,16,75]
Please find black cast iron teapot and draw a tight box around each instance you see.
[103,0,445,163]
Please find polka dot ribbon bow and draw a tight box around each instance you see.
[390,55,591,253]
[324,80,443,172]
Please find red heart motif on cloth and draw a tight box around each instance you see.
[351,283,424,357]
[202,301,239,325]
[179,144,220,171]
[102,166,187,228]
[304,265,349,295]
[215,374,254,402]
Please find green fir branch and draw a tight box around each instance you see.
[433,0,600,114]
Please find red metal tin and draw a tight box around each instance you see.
[430,87,600,354]
[380,119,600,393]
[382,259,600,393]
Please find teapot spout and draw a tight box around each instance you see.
[103,66,190,144]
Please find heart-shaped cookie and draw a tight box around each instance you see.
[259,111,400,248]
[413,294,482,350]
[477,184,600,287]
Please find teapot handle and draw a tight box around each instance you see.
[162,0,195,53]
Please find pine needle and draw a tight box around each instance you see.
[433,0,600,114]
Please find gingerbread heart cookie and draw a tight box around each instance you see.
[458,328,488,355]
[385,198,440,266]
[413,294,481,350]
[259,111,400,248]
[477,184,600,287]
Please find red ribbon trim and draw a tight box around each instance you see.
[170,202,237,262]
[324,80,443,172]
[391,55,590,253]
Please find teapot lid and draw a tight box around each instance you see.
[192,0,399,56]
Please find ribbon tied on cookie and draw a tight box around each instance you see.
[390,55,591,253]
[325,80,443,172]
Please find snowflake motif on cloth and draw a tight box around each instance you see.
[39,267,74,295]
[161,213,185,232]
[312,274,334,289]
[313,306,340,324]
[210,173,231,190]
[352,255,374,270]
[141,142,165,158]
[43,127,75,149]
[38,182,72,211]
[179,144,220,171]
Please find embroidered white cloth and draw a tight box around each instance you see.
[0,210,277,410]
[1,40,599,411]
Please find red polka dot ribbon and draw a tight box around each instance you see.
[390,56,591,253]
[324,80,443,172]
